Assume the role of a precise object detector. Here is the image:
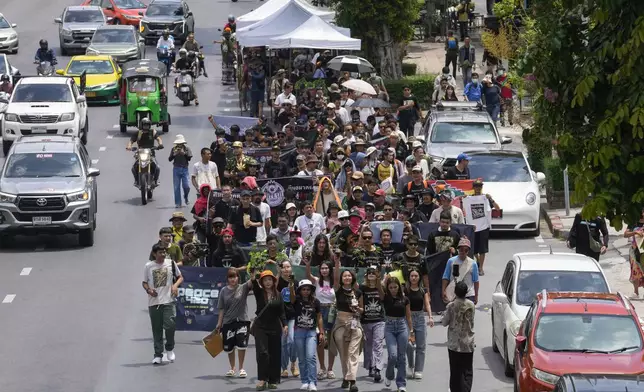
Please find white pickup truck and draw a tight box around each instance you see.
[2,76,88,155]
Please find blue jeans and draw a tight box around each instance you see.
[172,166,190,206]
[486,103,500,122]
[281,319,297,370]
[294,328,318,385]
[406,311,427,373]
[385,317,409,388]
[462,67,473,87]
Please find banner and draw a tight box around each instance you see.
[209,176,322,206]
[175,266,228,331]
[429,179,475,197]
[425,251,451,313]
[369,220,405,244]
[210,115,257,135]
[414,223,476,255]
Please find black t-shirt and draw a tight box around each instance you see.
[359,285,384,324]
[377,243,404,270]
[264,159,289,178]
[209,247,245,268]
[228,204,262,244]
[350,248,382,268]
[398,95,419,122]
[293,298,321,329]
[394,252,427,279]
[418,202,438,219]
[130,129,156,149]
[214,198,240,225]
[406,287,425,312]
[335,288,362,313]
[426,229,461,255]
[383,295,409,318]
[445,165,471,180]
[279,278,296,319]
[252,280,286,330]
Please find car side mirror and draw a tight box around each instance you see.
[536,172,546,183]
[11,23,17,28]
[105,6,114,10]
[138,11,144,16]
[516,335,527,352]
[55,69,65,75]
[492,292,510,305]
[87,167,101,177]
[54,18,62,24]
[187,11,193,16]
[501,136,513,144]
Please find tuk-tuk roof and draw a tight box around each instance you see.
[121,60,167,79]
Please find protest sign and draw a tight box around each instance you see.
[175,267,228,331]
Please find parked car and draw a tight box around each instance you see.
[81,0,147,26]
[554,374,644,392]
[55,6,109,56]
[139,0,195,45]
[86,25,145,63]
[0,13,19,54]
[514,291,644,392]
[491,252,611,377]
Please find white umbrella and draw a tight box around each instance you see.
[327,55,375,73]
[341,79,377,95]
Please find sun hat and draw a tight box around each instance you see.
[458,237,471,249]
[173,134,186,144]
[297,279,316,293]
[338,210,349,219]
[259,270,277,282]
[169,211,187,222]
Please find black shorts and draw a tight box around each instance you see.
[474,229,490,254]
[222,320,250,352]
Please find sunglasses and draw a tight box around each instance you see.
[408,243,418,247]
[362,236,373,240]
[384,208,393,212]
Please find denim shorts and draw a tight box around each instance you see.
[320,304,334,331]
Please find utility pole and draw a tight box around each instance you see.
[425,0,436,41]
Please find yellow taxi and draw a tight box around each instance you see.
[56,55,121,105]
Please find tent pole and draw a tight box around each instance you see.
[269,47,273,121]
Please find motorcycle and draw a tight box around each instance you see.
[174,68,196,106]
[156,46,173,75]
[34,61,55,76]
[132,145,163,205]
[187,50,200,80]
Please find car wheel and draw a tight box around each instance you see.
[92,212,97,230]
[503,332,514,377]
[3,140,12,156]
[491,312,499,353]
[79,228,94,247]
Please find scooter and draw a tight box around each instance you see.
[156,46,173,75]
[132,145,163,205]
[174,68,196,106]
[34,61,54,76]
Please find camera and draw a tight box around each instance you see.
[186,242,210,259]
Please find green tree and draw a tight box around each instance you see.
[330,0,421,79]
[507,0,644,228]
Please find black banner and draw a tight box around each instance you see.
[175,266,228,331]
[425,251,451,313]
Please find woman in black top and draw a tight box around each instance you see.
[383,276,412,390]
[208,228,247,270]
[251,270,287,390]
[310,234,332,267]
[359,265,385,383]
[405,269,434,380]
[329,256,363,392]
[567,214,609,261]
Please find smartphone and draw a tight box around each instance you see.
[289,274,295,282]
[453,264,460,277]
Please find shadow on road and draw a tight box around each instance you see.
[480,346,513,385]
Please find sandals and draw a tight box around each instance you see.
[281,369,289,378]
[256,382,267,391]
[317,369,327,378]
[268,384,278,389]
[327,370,336,379]
[226,369,236,377]
[239,369,247,378]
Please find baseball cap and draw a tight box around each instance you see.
[285,202,297,210]
[241,190,252,197]
[457,153,471,162]
[338,210,349,219]
[375,189,386,196]
[232,141,243,148]
[473,178,484,187]
[352,186,363,192]
[412,165,423,172]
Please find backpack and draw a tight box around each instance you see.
[447,37,458,50]
[407,179,430,192]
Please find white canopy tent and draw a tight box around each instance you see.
[236,1,315,47]
[236,0,335,29]
[269,15,361,50]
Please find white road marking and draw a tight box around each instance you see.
[2,295,16,304]
[20,268,32,276]
[223,108,231,112]
[534,235,544,243]
[113,125,119,129]
[106,135,114,139]
[99,147,106,152]
[91,159,99,165]
[538,244,548,248]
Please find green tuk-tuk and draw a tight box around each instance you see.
[119,59,171,133]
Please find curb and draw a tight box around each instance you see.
[540,206,568,239]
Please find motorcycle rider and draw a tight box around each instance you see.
[126,118,164,187]
[182,32,207,78]
[0,75,13,94]
[34,39,57,66]
[173,48,199,105]
[157,29,176,65]
[225,15,236,33]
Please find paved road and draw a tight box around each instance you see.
[1,0,535,391]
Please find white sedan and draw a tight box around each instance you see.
[464,149,545,236]
[0,13,18,54]
[491,252,610,377]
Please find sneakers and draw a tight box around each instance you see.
[309,384,317,391]
[373,370,382,383]
[300,384,310,390]
[161,353,168,363]
[166,350,175,362]
[398,388,407,392]
[385,378,392,387]
[341,380,349,389]
[152,357,162,365]
[349,381,358,392]
[413,372,422,379]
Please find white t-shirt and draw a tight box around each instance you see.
[255,202,271,242]
[336,107,351,124]
[341,98,355,108]
[275,92,297,107]
[191,161,219,189]
[429,205,465,224]
[298,169,324,176]
[315,279,336,304]
[143,259,180,306]
[294,213,325,248]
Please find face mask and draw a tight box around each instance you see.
[472,79,478,84]
[337,154,345,160]
[443,73,450,77]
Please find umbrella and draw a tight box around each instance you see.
[341,79,377,95]
[327,55,375,74]
[351,97,390,108]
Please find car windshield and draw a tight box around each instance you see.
[91,29,135,44]
[4,153,83,178]
[535,314,642,353]
[146,3,184,16]
[64,10,105,23]
[467,154,532,182]
[516,271,609,306]
[113,0,146,9]
[431,122,498,144]
[0,16,10,29]
[12,85,73,103]
[67,60,114,75]
[128,77,157,93]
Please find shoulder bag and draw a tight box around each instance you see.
[585,224,602,253]
[249,300,271,337]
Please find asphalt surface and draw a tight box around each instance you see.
[0,0,536,391]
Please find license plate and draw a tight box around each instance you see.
[492,209,503,219]
[31,126,46,133]
[156,31,163,35]
[32,216,51,225]
[85,92,96,97]
[180,87,190,92]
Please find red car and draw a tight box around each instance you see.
[514,291,644,392]
[81,0,147,26]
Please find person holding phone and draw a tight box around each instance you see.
[441,238,479,305]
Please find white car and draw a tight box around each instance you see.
[2,77,88,155]
[0,13,18,54]
[464,149,545,235]
[491,252,611,377]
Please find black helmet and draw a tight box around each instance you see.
[0,75,9,82]
[39,39,48,50]
[141,117,151,130]
[228,14,235,22]
[162,29,170,38]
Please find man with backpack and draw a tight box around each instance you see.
[444,32,460,78]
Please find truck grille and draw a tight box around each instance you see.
[20,115,59,124]
[18,196,66,211]
[0,37,6,42]
[148,23,172,31]
[21,129,59,135]
[72,31,94,40]
[12,212,72,222]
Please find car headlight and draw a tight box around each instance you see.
[86,48,99,55]
[95,82,118,90]
[8,34,17,40]
[59,113,75,122]
[531,368,559,385]
[526,192,536,205]
[62,28,73,36]
[0,192,17,203]
[509,320,522,337]
[4,113,18,122]
[67,190,89,202]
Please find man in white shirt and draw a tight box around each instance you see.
[333,96,351,124]
[297,155,324,177]
[340,88,355,108]
[429,190,465,224]
[190,147,220,191]
[274,82,297,114]
[252,188,272,244]
[156,30,175,50]
[293,201,325,249]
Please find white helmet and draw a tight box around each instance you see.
[179,48,188,56]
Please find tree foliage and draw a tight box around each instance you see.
[509,0,644,228]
